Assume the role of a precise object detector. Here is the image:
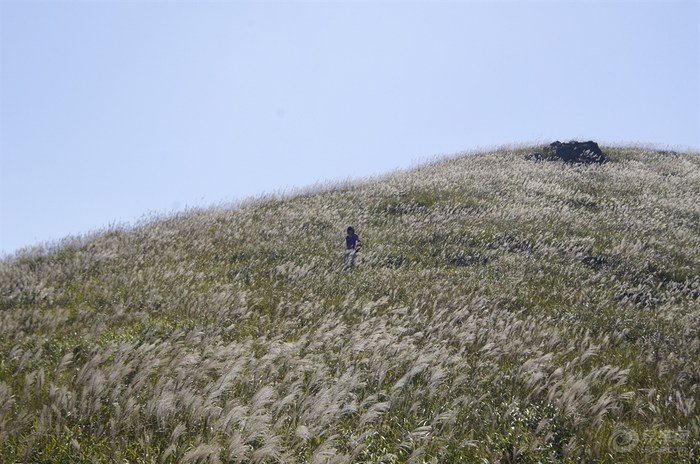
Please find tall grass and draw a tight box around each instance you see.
[1,146,698,463]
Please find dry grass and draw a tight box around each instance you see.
[1,146,698,463]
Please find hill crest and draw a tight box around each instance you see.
[1,146,699,462]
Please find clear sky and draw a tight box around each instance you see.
[1,0,698,256]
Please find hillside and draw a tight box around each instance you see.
[1,146,699,463]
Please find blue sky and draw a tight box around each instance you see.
[1,0,698,256]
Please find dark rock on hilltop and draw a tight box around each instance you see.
[527,141,607,164]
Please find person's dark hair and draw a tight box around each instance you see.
[347,226,355,235]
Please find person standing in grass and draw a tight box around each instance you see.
[345,226,362,267]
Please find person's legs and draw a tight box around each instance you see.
[345,249,357,267]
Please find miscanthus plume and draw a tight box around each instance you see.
[1,145,698,463]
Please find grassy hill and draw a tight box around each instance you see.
[1,146,699,463]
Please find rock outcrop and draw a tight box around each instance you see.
[527,141,607,164]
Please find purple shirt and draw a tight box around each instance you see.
[346,234,360,250]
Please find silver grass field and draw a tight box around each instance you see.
[0,146,699,463]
